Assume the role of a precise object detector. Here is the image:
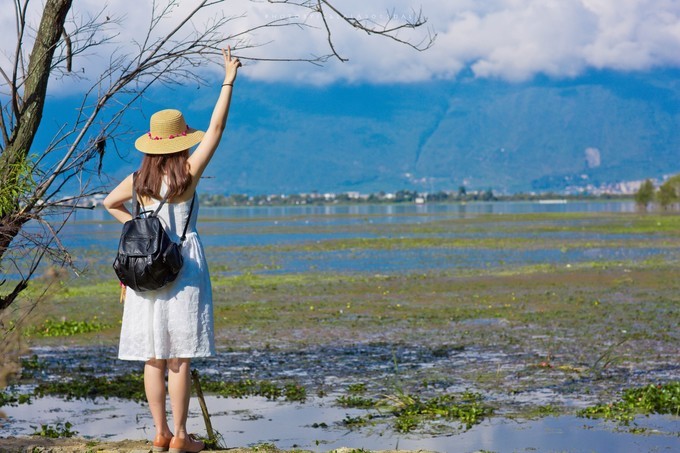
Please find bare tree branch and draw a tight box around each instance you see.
[0,0,433,311]
[267,0,436,60]
[10,0,30,124]
[316,0,346,62]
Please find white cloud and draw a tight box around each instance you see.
[1,0,679,87]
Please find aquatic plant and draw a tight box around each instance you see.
[381,390,494,432]
[200,378,307,402]
[20,354,48,375]
[341,414,372,428]
[34,373,145,401]
[0,388,31,407]
[336,395,376,409]
[284,382,307,402]
[347,382,367,394]
[251,442,281,452]
[195,432,226,452]
[578,382,680,423]
[31,421,77,438]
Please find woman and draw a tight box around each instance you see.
[104,47,241,453]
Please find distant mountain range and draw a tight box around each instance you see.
[101,70,680,195]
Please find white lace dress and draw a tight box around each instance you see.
[117,193,215,361]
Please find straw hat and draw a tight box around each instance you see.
[135,109,205,154]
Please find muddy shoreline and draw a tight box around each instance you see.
[0,437,432,453]
[3,266,679,451]
[2,209,680,451]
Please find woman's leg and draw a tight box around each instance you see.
[144,359,172,439]
[167,358,192,438]
[167,358,204,452]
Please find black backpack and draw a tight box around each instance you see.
[113,174,195,292]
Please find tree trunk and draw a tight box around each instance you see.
[0,0,72,258]
[0,0,72,309]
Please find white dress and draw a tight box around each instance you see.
[118,191,215,361]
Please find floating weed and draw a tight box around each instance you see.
[31,421,77,438]
[201,379,307,402]
[336,395,376,409]
[431,345,465,357]
[347,383,367,394]
[19,354,49,381]
[34,373,145,401]
[20,354,48,372]
[311,422,328,429]
[341,414,372,428]
[0,388,32,407]
[251,442,281,452]
[24,317,112,337]
[523,404,563,419]
[393,413,420,433]
[578,382,680,424]
[284,382,307,402]
[381,390,494,432]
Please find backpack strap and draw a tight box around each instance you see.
[132,171,169,218]
[179,194,196,244]
[131,172,140,218]
[132,171,195,244]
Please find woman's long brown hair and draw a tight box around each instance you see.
[134,150,192,201]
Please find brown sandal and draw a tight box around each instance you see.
[168,434,205,453]
[152,433,173,452]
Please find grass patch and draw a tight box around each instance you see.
[23,317,113,337]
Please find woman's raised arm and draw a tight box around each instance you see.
[188,46,242,180]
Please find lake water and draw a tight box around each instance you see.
[3,200,680,451]
[53,199,642,249]
[2,344,678,452]
[23,199,674,281]
[3,393,678,452]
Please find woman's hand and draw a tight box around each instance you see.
[223,46,241,85]
[188,45,242,179]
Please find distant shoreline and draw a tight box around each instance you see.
[195,192,633,208]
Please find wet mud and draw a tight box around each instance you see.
[3,205,680,451]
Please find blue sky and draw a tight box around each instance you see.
[4,1,677,87]
[4,1,680,194]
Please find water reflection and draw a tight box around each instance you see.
[2,395,676,451]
